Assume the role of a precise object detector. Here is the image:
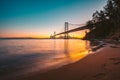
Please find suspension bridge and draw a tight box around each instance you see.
[50,22,89,39]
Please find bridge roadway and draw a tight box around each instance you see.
[54,25,88,36]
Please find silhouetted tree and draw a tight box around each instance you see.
[86,20,94,30]
[85,0,120,39]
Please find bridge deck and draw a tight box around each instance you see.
[54,25,88,36]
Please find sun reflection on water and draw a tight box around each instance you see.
[30,39,91,73]
[0,39,91,76]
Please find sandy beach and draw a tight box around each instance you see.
[1,0,120,80]
[13,43,119,80]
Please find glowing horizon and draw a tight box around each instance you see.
[0,0,106,38]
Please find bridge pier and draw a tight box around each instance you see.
[50,32,56,39]
[64,22,69,39]
[50,22,87,39]
[53,31,56,39]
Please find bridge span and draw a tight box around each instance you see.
[51,22,89,39]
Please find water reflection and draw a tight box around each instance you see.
[64,40,70,58]
[65,40,90,63]
[0,39,91,79]
[39,40,90,70]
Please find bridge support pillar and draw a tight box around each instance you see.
[53,31,56,39]
[65,22,69,39]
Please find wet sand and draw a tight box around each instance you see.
[8,44,120,80]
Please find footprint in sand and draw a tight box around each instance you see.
[93,72,106,79]
[109,57,120,65]
[93,63,110,79]
[101,63,107,70]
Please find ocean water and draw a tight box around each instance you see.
[0,39,91,79]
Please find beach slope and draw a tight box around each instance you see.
[17,45,120,80]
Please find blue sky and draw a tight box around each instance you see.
[0,0,107,37]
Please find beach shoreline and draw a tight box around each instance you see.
[14,42,120,80]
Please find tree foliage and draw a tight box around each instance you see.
[85,0,120,39]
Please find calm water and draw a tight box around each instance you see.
[0,39,91,79]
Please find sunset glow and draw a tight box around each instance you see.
[1,0,119,80]
[0,0,106,38]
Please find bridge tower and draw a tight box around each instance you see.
[53,31,56,39]
[65,22,69,39]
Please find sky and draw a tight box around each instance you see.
[0,0,107,38]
